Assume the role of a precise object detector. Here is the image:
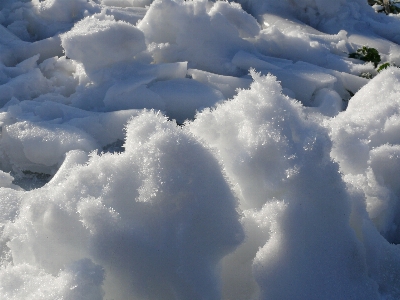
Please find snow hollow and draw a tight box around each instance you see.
[1,0,400,299]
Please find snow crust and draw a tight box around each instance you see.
[1,0,400,299]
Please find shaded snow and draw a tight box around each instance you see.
[1,0,400,299]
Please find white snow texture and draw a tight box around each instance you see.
[1,0,400,299]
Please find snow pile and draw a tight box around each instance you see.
[2,112,244,299]
[137,0,256,75]
[61,17,146,73]
[1,0,400,299]
[190,71,379,299]
[331,67,400,244]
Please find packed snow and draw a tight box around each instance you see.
[1,0,400,299]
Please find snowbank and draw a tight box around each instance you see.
[331,67,400,244]
[1,0,400,299]
[190,71,379,299]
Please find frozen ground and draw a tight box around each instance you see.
[1,0,400,299]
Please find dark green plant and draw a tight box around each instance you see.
[349,46,381,68]
[377,62,391,72]
[349,46,398,78]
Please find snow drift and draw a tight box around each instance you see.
[1,0,400,299]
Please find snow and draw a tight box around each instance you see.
[330,67,400,245]
[61,17,147,72]
[1,0,400,299]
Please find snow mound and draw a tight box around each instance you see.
[331,67,400,244]
[61,17,146,72]
[190,71,379,299]
[2,112,244,300]
[1,0,400,299]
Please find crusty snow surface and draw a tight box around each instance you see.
[1,0,400,299]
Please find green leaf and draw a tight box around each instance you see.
[349,46,381,68]
[377,62,391,72]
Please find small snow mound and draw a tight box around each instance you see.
[61,17,146,72]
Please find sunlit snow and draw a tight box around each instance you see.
[1,0,400,299]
